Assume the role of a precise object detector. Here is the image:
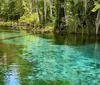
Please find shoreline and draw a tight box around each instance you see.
[0,22,100,36]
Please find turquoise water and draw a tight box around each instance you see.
[0,29,100,85]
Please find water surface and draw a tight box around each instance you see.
[0,28,100,85]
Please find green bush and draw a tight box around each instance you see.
[19,13,38,23]
[92,1,100,12]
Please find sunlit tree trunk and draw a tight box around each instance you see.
[34,0,40,22]
[84,0,87,15]
[44,0,47,24]
[48,0,53,17]
[96,9,100,35]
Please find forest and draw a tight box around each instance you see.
[0,0,100,35]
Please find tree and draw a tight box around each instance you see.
[92,1,100,35]
[34,0,40,22]
[55,0,66,31]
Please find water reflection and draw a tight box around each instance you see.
[5,65,20,85]
[38,33,99,46]
[0,42,35,85]
[0,30,100,85]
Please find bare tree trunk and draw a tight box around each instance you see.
[34,0,40,22]
[44,0,47,24]
[96,9,100,35]
[64,0,68,26]
[48,0,53,17]
[84,0,87,15]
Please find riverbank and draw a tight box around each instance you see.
[0,21,100,36]
[0,21,54,33]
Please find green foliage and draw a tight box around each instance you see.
[0,0,24,20]
[0,0,99,34]
[19,13,41,27]
[19,13,38,23]
[92,1,100,12]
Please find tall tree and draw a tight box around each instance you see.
[55,0,66,31]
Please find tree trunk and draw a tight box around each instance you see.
[44,0,47,24]
[64,0,68,26]
[48,0,53,17]
[96,9,100,35]
[84,0,87,15]
[55,0,65,29]
[34,0,40,22]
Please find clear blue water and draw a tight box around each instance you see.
[0,28,100,85]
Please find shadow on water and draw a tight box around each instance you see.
[37,33,100,46]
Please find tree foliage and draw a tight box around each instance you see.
[0,0,99,34]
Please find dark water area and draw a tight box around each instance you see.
[0,27,100,85]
